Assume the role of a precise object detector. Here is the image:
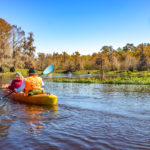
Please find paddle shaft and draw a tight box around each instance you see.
[1,91,14,100]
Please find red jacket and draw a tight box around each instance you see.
[8,78,23,91]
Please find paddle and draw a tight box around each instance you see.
[0,91,14,100]
[43,64,54,75]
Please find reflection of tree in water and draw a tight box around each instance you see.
[0,74,14,84]
[0,119,11,137]
[22,104,58,136]
[0,103,11,137]
[102,84,150,97]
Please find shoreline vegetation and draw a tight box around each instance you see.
[51,76,150,85]
[1,69,150,85]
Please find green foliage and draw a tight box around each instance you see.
[101,76,150,85]
[72,70,99,74]
[51,76,150,85]
[52,77,100,83]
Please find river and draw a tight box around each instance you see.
[0,76,150,150]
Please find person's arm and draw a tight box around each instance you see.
[41,80,44,88]
[15,80,25,92]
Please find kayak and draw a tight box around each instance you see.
[1,84,57,106]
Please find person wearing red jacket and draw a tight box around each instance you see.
[8,72,24,91]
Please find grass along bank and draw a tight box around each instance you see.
[49,70,150,85]
[51,76,150,85]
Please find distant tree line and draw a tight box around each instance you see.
[0,18,150,72]
[38,44,150,73]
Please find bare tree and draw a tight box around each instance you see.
[23,32,36,68]
[11,25,25,68]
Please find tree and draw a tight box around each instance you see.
[38,53,45,70]
[101,46,116,71]
[63,51,67,63]
[23,32,36,68]
[11,25,25,68]
[137,45,148,71]
[123,43,136,52]
[26,32,36,57]
[96,57,104,72]
[95,52,107,72]
[0,18,12,68]
[101,46,110,53]
[73,51,80,70]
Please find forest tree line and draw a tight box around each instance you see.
[0,18,150,72]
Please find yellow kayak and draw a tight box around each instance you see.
[2,84,57,106]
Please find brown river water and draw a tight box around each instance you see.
[0,75,150,150]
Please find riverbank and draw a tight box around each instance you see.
[52,70,150,85]
[51,70,150,85]
[1,69,150,85]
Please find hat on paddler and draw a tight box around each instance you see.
[29,68,37,75]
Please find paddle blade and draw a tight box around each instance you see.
[43,65,54,75]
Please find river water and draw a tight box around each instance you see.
[0,76,150,150]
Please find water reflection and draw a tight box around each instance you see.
[102,84,150,93]
[0,102,58,137]
[0,119,11,137]
[0,103,11,138]
[22,104,58,136]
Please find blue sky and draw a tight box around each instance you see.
[0,0,150,55]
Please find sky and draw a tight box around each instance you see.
[0,0,150,55]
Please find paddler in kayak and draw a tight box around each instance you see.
[15,68,46,96]
[8,72,24,90]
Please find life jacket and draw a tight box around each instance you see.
[24,76,43,94]
[8,78,23,90]
[28,88,46,96]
